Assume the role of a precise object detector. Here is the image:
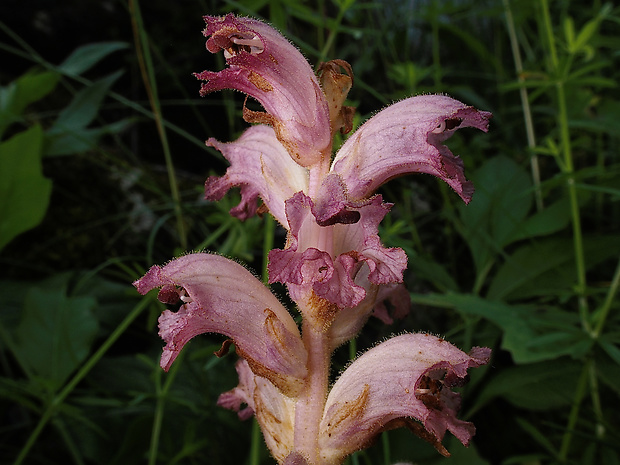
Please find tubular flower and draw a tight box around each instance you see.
[195,14,331,167]
[135,13,492,465]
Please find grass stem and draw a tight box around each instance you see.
[129,0,188,251]
[13,297,150,465]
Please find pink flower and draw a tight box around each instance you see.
[133,253,308,396]
[319,334,491,463]
[195,14,331,167]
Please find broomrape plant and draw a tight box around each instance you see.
[134,14,492,465]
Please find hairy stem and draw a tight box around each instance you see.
[294,319,331,464]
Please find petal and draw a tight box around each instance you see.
[196,14,331,166]
[268,192,367,312]
[319,333,491,463]
[314,175,408,287]
[283,452,310,465]
[205,125,308,226]
[269,189,407,312]
[133,253,308,396]
[219,359,296,462]
[332,95,491,204]
[371,283,410,324]
[217,359,256,420]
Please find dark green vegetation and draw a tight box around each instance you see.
[1,0,619,464]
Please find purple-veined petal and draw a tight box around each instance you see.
[319,333,491,462]
[205,125,308,226]
[133,253,307,396]
[219,359,296,462]
[331,95,491,204]
[195,14,331,167]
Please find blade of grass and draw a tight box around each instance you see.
[503,0,543,211]
[128,0,187,251]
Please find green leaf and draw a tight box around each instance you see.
[515,417,559,457]
[0,71,59,138]
[57,42,129,76]
[409,254,459,292]
[410,293,587,363]
[13,286,98,390]
[50,70,123,132]
[472,359,581,412]
[45,118,133,156]
[0,125,52,251]
[458,156,532,276]
[596,348,620,394]
[488,236,620,301]
[505,196,571,243]
[598,337,620,365]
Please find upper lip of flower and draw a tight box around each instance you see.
[195,13,332,167]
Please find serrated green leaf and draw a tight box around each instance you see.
[57,42,129,76]
[0,125,52,251]
[13,286,98,390]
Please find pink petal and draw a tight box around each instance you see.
[371,283,411,324]
[332,95,491,204]
[195,14,331,167]
[205,125,308,226]
[133,253,307,396]
[319,333,491,462]
[218,359,296,462]
[269,189,407,311]
[217,359,256,420]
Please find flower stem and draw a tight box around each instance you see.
[558,358,590,462]
[294,319,331,464]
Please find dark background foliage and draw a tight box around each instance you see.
[1,0,619,464]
